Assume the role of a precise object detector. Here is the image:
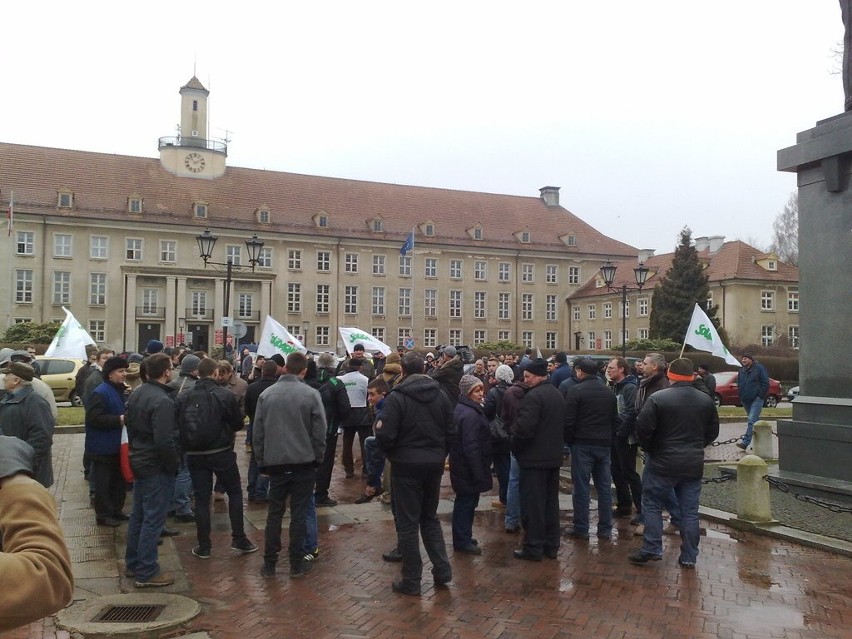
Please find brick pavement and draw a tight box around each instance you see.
[10,432,852,639]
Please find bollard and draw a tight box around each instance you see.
[736,454,774,523]
[752,420,774,460]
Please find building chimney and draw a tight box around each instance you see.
[708,235,725,254]
[693,236,710,252]
[637,249,655,263]
[539,186,560,207]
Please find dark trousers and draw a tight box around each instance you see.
[518,466,561,558]
[263,466,315,566]
[187,450,247,550]
[314,433,339,498]
[611,437,642,514]
[492,440,511,504]
[391,466,451,589]
[342,425,372,475]
[451,492,480,549]
[90,453,126,520]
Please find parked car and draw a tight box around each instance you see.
[712,371,782,408]
[35,357,86,406]
[785,386,800,402]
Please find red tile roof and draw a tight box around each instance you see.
[0,141,637,257]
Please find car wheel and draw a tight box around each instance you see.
[714,394,722,407]
[70,391,83,407]
[764,395,778,408]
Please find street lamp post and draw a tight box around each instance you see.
[196,229,264,360]
[599,260,650,357]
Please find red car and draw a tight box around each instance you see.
[711,371,782,408]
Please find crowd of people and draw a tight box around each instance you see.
[1,337,773,605]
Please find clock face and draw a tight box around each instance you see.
[184,152,205,173]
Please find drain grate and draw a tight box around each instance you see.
[92,604,166,623]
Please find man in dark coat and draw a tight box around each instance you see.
[312,353,351,507]
[429,345,464,405]
[630,358,719,567]
[607,357,642,522]
[736,353,769,450]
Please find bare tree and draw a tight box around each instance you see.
[770,192,798,266]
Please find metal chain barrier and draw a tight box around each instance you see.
[763,476,852,514]
[709,437,741,447]
[701,474,736,484]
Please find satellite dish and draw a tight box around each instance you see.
[232,320,248,339]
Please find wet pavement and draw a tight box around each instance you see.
[9,430,852,639]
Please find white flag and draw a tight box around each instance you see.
[44,307,97,358]
[339,327,391,356]
[683,304,741,367]
[257,315,306,358]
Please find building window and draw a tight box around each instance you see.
[317,213,329,228]
[498,262,511,282]
[58,192,73,208]
[639,297,649,317]
[53,234,72,258]
[373,254,386,276]
[546,264,558,284]
[399,254,412,277]
[316,326,330,346]
[568,266,580,285]
[761,290,775,311]
[473,228,483,240]
[141,289,158,315]
[450,259,462,279]
[398,288,412,317]
[546,295,557,321]
[423,329,437,347]
[621,328,629,345]
[638,328,649,340]
[449,329,462,346]
[316,250,330,272]
[52,271,71,305]
[288,249,302,270]
[226,245,242,266]
[498,292,510,320]
[474,329,486,345]
[424,289,436,317]
[521,263,534,283]
[316,284,330,314]
[89,273,107,305]
[787,290,799,312]
[521,331,533,348]
[767,260,777,271]
[191,291,207,316]
[566,235,576,247]
[89,320,105,342]
[16,231,34,256]
[573,305,580,321]
[125,238,142,261]
[424,223,435,237]
[761,325,775,347]
[345,253,359,273]
[620,300,630,319]
[520,231,531,244]
[193,203,207,219]
[788,325,799,348]
[474,261,487,281]
[129,197,143,214]
[288,325,301,339]
[474,292,486,319]
[256,208,270,224]
[372,218,384,232]
[706,293,713,311]
[545,331,557,349]
[588,304,596,320]
[238,293,253,318]
[344,286,358,314]
[160,240,176,263]
[257,247,272,268]
[372,286,385,316]
[588,331,597,350]
[424,257,437,278]
[449,290,462,318]
[498,329,510,342]
[522,293,534,320]
[604,330,613,350]
[603,302,613,319]
[287,283,302,313]
[372,327,386,343]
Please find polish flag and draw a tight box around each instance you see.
[120,425,134,483]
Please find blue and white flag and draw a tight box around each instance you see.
[400,229,415,256]
[258,315,306,358]
[683,304,741,367]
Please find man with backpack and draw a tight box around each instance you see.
[177,358,258,559]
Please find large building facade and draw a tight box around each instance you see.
[1,77,640,354]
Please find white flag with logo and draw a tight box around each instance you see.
[44,307,97,358]
[683,304,741,367]
[257,315,306,358]
[339,327,392,356]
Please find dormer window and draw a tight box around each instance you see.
[193,202,208,219]
[256,207,271,224]
[422,221,435,237]
[58,191,74,209]
[767,260,777,271]
[370,217,384,233]
[468,224,484,241]
[516,229,531,244]
[128,196,143,214]
[560,234,577,247]
[314,211,330,229]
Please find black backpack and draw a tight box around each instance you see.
[179,385,225,452]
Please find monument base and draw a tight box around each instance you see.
[777,413,852,499]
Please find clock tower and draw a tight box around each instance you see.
[158,76,227,179]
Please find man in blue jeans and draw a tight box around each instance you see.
[630,357,719,567]
[736,353,769,450]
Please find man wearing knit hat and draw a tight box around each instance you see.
[630,358,719,568]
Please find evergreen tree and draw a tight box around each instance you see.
[649,227,719,343]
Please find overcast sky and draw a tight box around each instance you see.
[3,1,843,254]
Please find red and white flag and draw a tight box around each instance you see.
[120,425,134,483]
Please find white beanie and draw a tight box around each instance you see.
[496,364,515,383]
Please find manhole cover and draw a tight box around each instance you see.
[92,605,165,623]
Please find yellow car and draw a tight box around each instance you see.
[35,357,86,406]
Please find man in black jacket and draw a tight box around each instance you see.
[244,359,279,503]
[630,358,719,568]
[564,357,618,540]
[375,352,455,596]
[607,357,641,522]
[511,358,565,561]
[312,353,351,507]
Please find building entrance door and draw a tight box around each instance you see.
[188,324,209,353]
[138,323,161,353]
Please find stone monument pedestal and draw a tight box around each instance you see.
[776,112,852,497]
